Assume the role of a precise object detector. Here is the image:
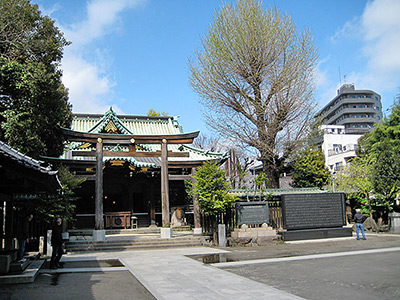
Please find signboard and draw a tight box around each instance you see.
[236,201,269,226]
[281,193,346,230]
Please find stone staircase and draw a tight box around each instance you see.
[65,229,208,252]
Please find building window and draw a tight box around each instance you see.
[335,162,343,170]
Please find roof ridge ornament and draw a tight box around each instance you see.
[106,106,116,115]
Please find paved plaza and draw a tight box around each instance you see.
[1,233,400,300]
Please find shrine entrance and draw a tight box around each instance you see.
[72,160,192,229]
[44,109,228,234]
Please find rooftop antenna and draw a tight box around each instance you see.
[338,67,342,85]
[343,74,347,84]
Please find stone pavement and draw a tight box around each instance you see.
[2,232,400,300]
[61,247,305,300]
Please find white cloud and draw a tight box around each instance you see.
[361,0,400,76]
[324,0,400,108]
[63,0,144,46]
[314,56,331,89]
[56,0,146,114]
[330,17,360,43]
[62,54,112,113]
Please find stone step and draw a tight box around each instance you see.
[68,235,199,243]
[67,240,202,250]
[66,240,201,249]
[65,236,205,252]
[66,241,203,252]
[68,229,161,236]
[68,227,193,236]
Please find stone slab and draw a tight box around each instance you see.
[279,227,352,241]
[0,259,45,284]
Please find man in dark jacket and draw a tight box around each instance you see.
[353,209,366,240]
[17,214,33,261]
[50,218,64,269]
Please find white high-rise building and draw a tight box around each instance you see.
[315,84,383,134]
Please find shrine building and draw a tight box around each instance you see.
[47,108,228,231]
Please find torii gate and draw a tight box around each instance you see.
[60,127,203,232]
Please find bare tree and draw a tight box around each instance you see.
[193,134,224,152]
[189,0,318,188]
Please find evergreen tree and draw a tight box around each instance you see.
[190,162,236,217]
[291,149,331,189]
[359,94,400,203]
[0,0,71,158]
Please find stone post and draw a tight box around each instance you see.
[218,224,226,248]
[389,212,400,233]
[46,230,52,257]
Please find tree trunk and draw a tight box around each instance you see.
[262,162,280,189]
[366,194,373,218]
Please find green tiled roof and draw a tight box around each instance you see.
[87,107,133,135]
[72,108,183,135]
[65,108,227,167]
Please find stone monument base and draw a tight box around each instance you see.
[229,224,277,246]
[0,250,17,274]
[9,259,31,273]
[279,227,352,241]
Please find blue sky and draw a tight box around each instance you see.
[34,0,400,135]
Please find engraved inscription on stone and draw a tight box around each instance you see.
[236,202,269,225]
[282,193,346,230]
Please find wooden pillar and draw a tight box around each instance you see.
[95,138,104,230]
[161,139,170,227]
[191,168,201,229]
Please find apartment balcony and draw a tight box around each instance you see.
[327,145,358,157]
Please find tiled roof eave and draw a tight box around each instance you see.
[0,141,57,176]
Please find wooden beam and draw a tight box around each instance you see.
[41,157,97,166]
[72,150,189,158]
[75,175,96,181]
[168,174,192,181]
[168,160,207,168]
[72,151,96,157]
